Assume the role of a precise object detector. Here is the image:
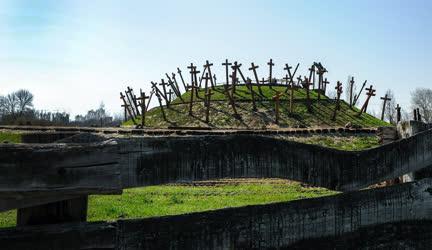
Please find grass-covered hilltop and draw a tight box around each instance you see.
[123,85,388,129]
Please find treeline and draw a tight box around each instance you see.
[0,89,121,127]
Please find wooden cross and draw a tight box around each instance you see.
[205,88,214,123]
[302,76,312,113]
[229,63,239,94]
[171,73,184,103]
[166,73,181,100]
[188,64,201,99]
[322,78,330,95]
[332,81,343,121]
[126,87,139,117]
[246,78,257,111]
[202,73,212,100]
[204,60,216,90]
[283,63,299,94]
[282,72,294,113]
[267,59,275,86]
[121,103,129,122]
[159,80,169,105]
[136,90,149,127]
[272,91,284,124]
[358,85,376,115]
[380,94,392,121]
[222,59,232,92]
[349,77,355,107]
[120,92,136,125]
[234,62,248,85]
[308,64,316,90]
[249,63,264,96]
[396,104,401,122]
[314,62,327,100]
[177,67,188,91]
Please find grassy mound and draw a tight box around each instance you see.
[0,132,21,143]
[124,85,388,129]
[0,179,337,228]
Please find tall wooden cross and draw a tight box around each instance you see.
[246,78,257,111]
[120,92,136,125]
[204,60,216,90]
[249,63,264,96]
[396,104,401,122]
[302,76,313,113]
[225,85,239,118]
[380,94,392,121]
[282,72,294,113]
[358,85,376,115]
[272,91,284,124]
[121,103,129,122]
[177,67,187,91]
[159,80,169,105]
[188,64,201,99]
[332,81,343,121]
[234,62,248,85]
[222,59,232,92]
[166,73,181,100]
[308,64,316,90]
[171,73,184,103]
[267,59,275,87]
[136,90,149,127]
[323,78,330,95]
[126,87,139,117]
[314,62,327,100]
[349,77,355,107]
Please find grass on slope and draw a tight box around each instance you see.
[125,86,388,128]
[0,132,21,143]
[0,179,337,228]
[284,134,380,151]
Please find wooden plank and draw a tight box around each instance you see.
[118,128,432,191]
[1,178,432,249]
[0,140,121,212]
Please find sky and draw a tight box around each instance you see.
[0,0,431,118]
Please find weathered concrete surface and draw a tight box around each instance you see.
[119,128,432,191]
[1,179,432,249]
[0,140,121,212]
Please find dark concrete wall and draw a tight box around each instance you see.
[1,178,432,249]
[118,128,432,191]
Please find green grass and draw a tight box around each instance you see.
[0,179,337,228]
[125,85,389,129]
[284,134,380,151]
[0,132,21,143]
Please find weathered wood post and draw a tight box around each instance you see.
[332,81,343,121]
[222,59,232,93]
[120,92,136,125]
[396,104,401,122]
[246,78,257,111]
[380,94,392,121]
[249,63,264,97]
[358,85,376,115]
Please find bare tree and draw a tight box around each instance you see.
[411,88,432,122]
[15,89,34,114]
[383,89,396,124]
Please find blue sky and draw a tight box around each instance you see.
[1,0,431,117]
